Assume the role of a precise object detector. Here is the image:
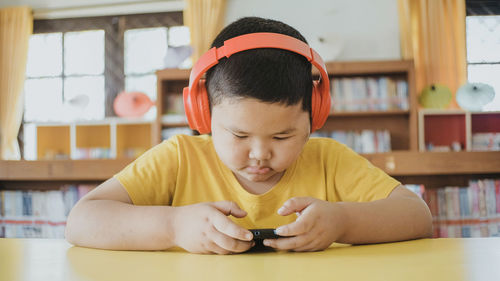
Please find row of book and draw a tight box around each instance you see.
[74,147,112,159]
[161,127,194,140]
[472,133,500,151]
[161,128,392,154]
[0,184,95,238]
[164,94,185,116]
[161,77,410,120]
[121,147,148,159]
[312,130,391,153]
[1,180,499,239]
[330,77,409,112]
[426,141,463,152]
[422,179,500,238]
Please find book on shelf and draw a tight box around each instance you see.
[0,184,95,238]
[121,147,148,158]
[311,129,391,153]
[40,150,70,160]
[162,93,187,125]
[406,184,425,199]
[74,147,112,159]
[423,179,500,238]
[426,141,463,152]
[330,77,408,112]
[165,94,185,115]
[161,127,194,140]
[472,133,500,151]
[161,114,188,124]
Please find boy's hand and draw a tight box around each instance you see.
[263,197,346,252]
[172,201,254,254]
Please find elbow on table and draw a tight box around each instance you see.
[64,202,87,246]
[418,198,434,239]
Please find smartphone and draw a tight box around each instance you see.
[249,228,283,240]
[248,229,285,251]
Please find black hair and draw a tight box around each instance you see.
[205,17,312,114]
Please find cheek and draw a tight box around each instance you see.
[273,139,307,168]
[213,136,247,166]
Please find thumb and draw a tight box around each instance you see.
[278,197,316,216]
[212,201,247,218]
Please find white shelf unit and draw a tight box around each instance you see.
[24,118,155,160]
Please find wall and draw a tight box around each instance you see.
[0,0,142,10]
[0,0,184,18]
[0,0,402,61]
[225,0,401,61]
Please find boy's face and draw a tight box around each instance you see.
[211,97,310,186]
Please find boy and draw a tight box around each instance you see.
[65,17,432,254]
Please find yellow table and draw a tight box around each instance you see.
[1,238,500,281]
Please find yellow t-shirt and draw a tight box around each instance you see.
[114,134,400,229]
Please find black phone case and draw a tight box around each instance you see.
[249,228,282,240]
[247,229,284,252]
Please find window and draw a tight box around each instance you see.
[466,14,500,110]
[123,26,191,119]
[24,12,185,123]
[25,30,105,122]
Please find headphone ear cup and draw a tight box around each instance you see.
[311,80,330,132]
[196,80,212,134]
[183,79,211,134]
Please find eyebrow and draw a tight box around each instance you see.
[227,127,297,135]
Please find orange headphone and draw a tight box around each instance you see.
[183,32,331,134]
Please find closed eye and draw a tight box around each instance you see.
[273,136,291,140]
[233,133,247,139]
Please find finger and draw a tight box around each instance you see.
[210,227,254,253]
[278,197,315,216]
[292,240,322,252]
[212,201,247,218]
[207,241,232,255]
[275,216,312,237]
[263,235,311,251]
[212,212,253,241]
[293,244,323,252]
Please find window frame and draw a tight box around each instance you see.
[465,14,500,110]
[31,12,183,117]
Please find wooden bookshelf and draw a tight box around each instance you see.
[323,60,417,151]
[329,110,410,117]
[362,151,500,176]
[0,159,133,191]
[7,60,497,184]
[155,68,192,143]
[363,151,500,189]
[2,151,499,188]
[0,159,132,181]
[155,60,418,150]
[3,60,498,239]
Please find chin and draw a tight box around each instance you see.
[243,174,269,182]
[240,170,278,183]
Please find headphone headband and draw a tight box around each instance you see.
[188,32,330,96]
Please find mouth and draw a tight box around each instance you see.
[245,166,271,175]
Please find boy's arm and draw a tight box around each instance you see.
[335,185,433,244]
[65,177,254,253]
[264,185,433,251]
[65,177,177,250]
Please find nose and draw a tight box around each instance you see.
[248,140,272,161]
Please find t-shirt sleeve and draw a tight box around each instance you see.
[333,146,401,202]
[113,137,179,206]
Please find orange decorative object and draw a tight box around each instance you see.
[113,91,154,118]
